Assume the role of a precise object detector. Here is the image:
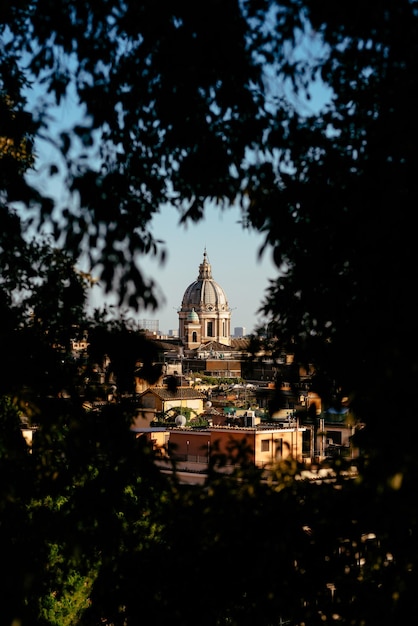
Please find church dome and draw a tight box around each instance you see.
[179,250,232,348]
[181,251,229,312]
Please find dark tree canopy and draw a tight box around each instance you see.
[1,1,418,624]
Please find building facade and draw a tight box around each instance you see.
[134,422,307,467]
[133,386,207,427]
[178,250,232,350]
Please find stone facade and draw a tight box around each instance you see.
[178,250,232,349]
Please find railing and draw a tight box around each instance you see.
[170,453,210,464]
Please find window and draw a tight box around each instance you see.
[261,439,270,452]
[327,431,342,445]
[207,321,213,337]
[192,331,197,342]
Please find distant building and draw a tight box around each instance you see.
[178,249,232,350]
[133,386,206,427]
[138,319,159,334]
[133,420,307,467]
[233,326,246,338]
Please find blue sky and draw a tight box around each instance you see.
[16,16,332,338]
[22,94,278,336]
[89,202,277,335]
[18,27,329,338]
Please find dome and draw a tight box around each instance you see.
[175,414,187,427]
[187,308,200,323]
[181,251,229,312]
[179,250,232,348]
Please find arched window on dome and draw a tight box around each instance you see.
[207,321,213,337]
[192,331,197,342]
